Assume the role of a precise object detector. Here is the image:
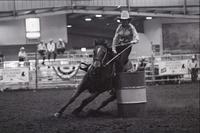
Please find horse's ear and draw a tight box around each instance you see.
[94,40,98,46]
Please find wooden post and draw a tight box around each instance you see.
[183,0,187,15]
[151,54,155,82]
[151,42,155,83]
[35,50,38,90]
[126,0,130,11]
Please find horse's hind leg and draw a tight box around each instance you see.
[72,92,100,115]
[96,94,116,111]
[54,85,85,117]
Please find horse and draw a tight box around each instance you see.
[54,39,117,117]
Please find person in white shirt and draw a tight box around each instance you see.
[37,40,47,65]
[188,55,198,82]
[18,47,27,62]
[47,39,56,61]
[56,38,66,54]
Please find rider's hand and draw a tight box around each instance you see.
[112,49,117,54]
[130,40,138,44]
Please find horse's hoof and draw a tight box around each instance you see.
[54,112,62,118]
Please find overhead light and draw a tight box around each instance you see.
[117,5,121,8]
[25,18,40,39]
[26,32,40,39]
[25,18,40,32]
[146,17,152,20]
[85,18,92,21]
[95,14,102,18]
[81,48,87,52]
[67,25,72,28]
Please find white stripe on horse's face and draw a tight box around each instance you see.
[97,47,101,55]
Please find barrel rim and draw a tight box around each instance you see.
[118,86,146,90]
[117,101,147,104]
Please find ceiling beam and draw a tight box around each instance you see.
[70,5,200,9]
[68,13,84,19]
[0,10,72,21]
[0,8,199,21]
[72,9,200,19]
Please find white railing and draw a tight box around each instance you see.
[0,53,199,91]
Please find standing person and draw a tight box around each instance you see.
[112,10,139,72]
[188,55,198,82]
[37,40,47,65]
[0,52,4,68]
[56,38,66,55]
[47,39,56,61]
[18,47,27,62]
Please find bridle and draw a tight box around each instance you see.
[93,42,134,68]
[93,45,108,67]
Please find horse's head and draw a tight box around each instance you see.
[92,39,109,69]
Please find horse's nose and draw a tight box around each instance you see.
[93,61,101,68]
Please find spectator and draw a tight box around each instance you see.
[18,47,27,62]
[137,58,147,71]
[37,40,47,65]
[47,39,56,61]
[56,38,66,54]
[188,55,198,82]
[0,52,4,68]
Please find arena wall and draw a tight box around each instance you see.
[0,16,199,61]
[144,18,200,55]
[0,14,67,45]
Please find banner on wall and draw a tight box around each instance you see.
[1,67,29,83]
[158,60,189,75]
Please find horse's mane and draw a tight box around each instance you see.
[94,39,113,55]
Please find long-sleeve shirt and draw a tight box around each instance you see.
[112,23,139,50]
[47,42,56,52]
[18,51,27,59]
[37,43,47,51]
[56,41,65,49]
[188,60,198,70]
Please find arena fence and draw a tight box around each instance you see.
[0,53,199,91]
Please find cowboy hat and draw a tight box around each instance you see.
[58,38,63,42]
[20,47,25,50]
[119,10,131,20]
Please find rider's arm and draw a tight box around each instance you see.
[130,24,139,44]
[112,24,121,53]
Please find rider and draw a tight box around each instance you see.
[112,10,139,72]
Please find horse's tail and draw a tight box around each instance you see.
[53,64,80,80]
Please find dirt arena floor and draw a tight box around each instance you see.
[0,83,199,133]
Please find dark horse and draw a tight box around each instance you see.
[54,39,116,117]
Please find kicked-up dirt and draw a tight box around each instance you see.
[0,83,199,133]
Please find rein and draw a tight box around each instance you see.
[104,42,134,67]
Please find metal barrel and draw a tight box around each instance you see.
[116,71,147,117]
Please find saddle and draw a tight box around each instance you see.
[79,62,90,72]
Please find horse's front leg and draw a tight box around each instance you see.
[54,85,85,117]
[96,94,116,111]
[72,92,100,115]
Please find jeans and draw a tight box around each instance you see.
[115,45,132,73]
